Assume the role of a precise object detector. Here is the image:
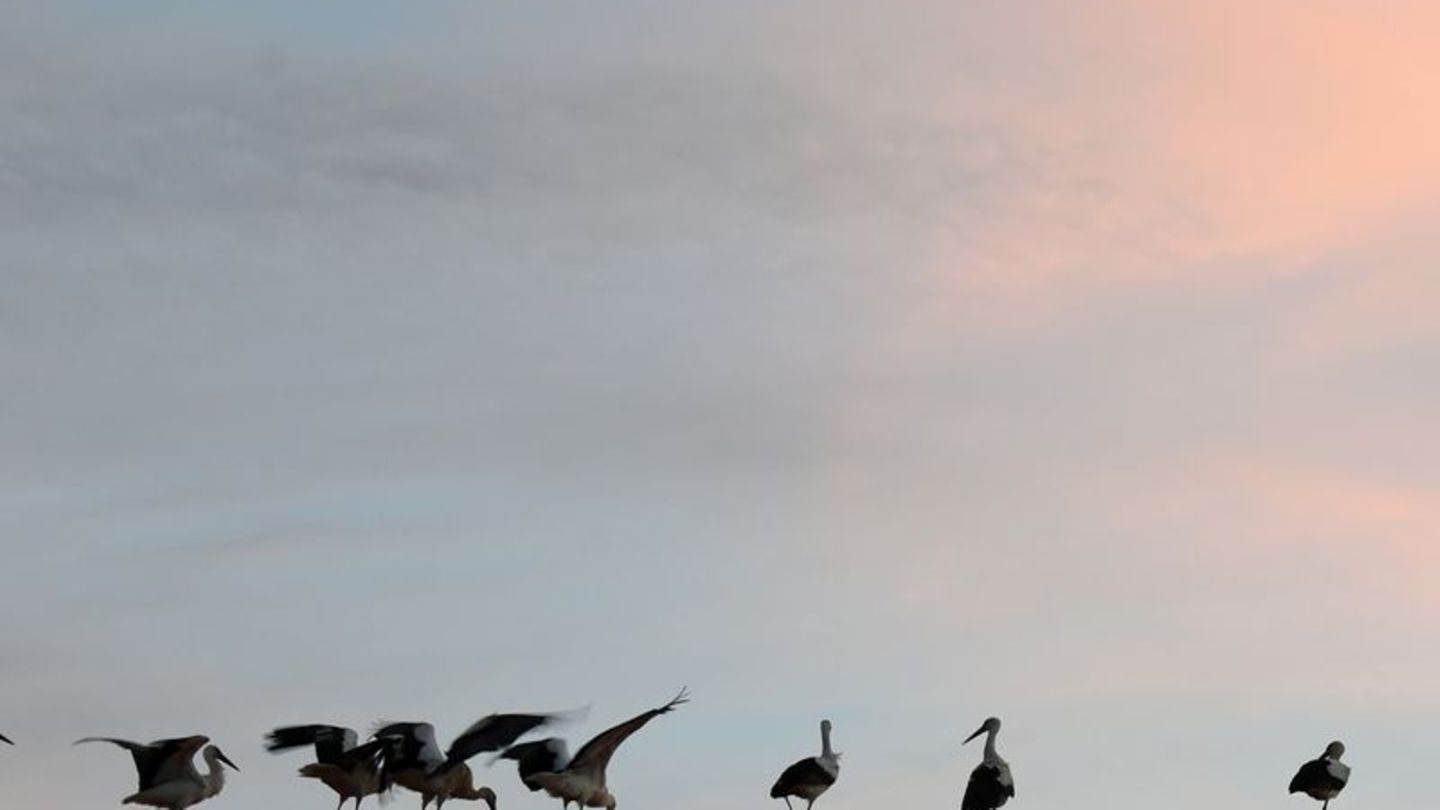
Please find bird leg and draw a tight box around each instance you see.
[783,799,793,810]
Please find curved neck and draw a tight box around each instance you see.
[204,756,227,794]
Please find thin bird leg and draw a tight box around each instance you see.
[783,798,794,810]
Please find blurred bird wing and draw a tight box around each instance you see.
[373,722,444,770]
[566,689,689,783]
[446,712,575,765]
[265,725,358,764]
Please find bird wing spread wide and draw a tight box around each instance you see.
[567,689,689,784]
[445,713,563,765]
[265,725,356,764]
[78,737,198,791]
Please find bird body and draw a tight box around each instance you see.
[267,724,389,810]
[1290,742,1350,810]
[77,735,238,810]
[961,718,1014,810]
[496,738,571,792]
[770,720,840,810]
[512,688,689,810]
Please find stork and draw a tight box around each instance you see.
[373,712,571,809]
[494,738,570,793]
[501,687,689,810]
[770,720,840,810]
[76,735,238,810]
[1289,741,1350,810]
[961,718,1014,810]
[266,724,390,810]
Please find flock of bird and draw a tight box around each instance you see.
[0,693,1351,810]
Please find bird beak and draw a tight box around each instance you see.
[963,726,986,745]
[217,750,240,771]
[0,734,11,745]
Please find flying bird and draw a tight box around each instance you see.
[505,688,689,810]
[1289,741,1351,810]
[770,719,840,810]
[374,712,571,809]
[961,717,1014,810]
[266,724,391,810]
[76,734,238,810]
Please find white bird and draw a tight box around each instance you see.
[961,718,1014,810]
[266,724,390,810]
[1289,741,1351,810]
[770,719,840,810]
[501,688,690,810]
[76,734,238,810]
[374,712,570,809]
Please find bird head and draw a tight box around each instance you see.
[475,786,497,810]
[1325,741,1346,760]
[964,717,1001,745]
[206,745,240,771]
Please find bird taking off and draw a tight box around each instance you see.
[961,718,1014,810]
[76,734,238,810]
[266,724,390,810]
[506,687,690,810]
[770,719,840,810]
[1290,741,1350,810]
[373,711,573,809]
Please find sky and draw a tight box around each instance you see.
[3,1,1440,808]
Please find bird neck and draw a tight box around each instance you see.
[982,730,999,762]
[204,757,228,795]
[820,726,834,759]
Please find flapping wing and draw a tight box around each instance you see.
[373,722,444,771]
[566,688,689,784]
[443,712,575,768]
[498,738,571,791]
[266,725,358,764]
[76,736,203,791]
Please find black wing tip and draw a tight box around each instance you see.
[662,687,691,711]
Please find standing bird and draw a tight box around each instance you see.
[76,735,238,810]
[961,718,1014,810]
[770,719,840,810]
[1289,741,1351,810]
[374,712,570,809]
[502,688,690,810]
[266,724,390,810]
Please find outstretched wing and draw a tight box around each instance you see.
[76,736,203,791]
[497,738,571,791]
[266,725,358,764]
[373,722,444,771]
[566,689,689,784]
[443,712,576,769]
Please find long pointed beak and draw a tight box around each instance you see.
[963,726,986,745]
[217,750,240,771]
[0,734,12,745]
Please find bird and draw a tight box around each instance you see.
[1289,741,1351,810]
[265,724,391,810]
[76,734,238,809]
[961,717,1014,810]
[373,712,571,809]
[494,738,570,792]
[503,687,689,810]
[770,719,840,810]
